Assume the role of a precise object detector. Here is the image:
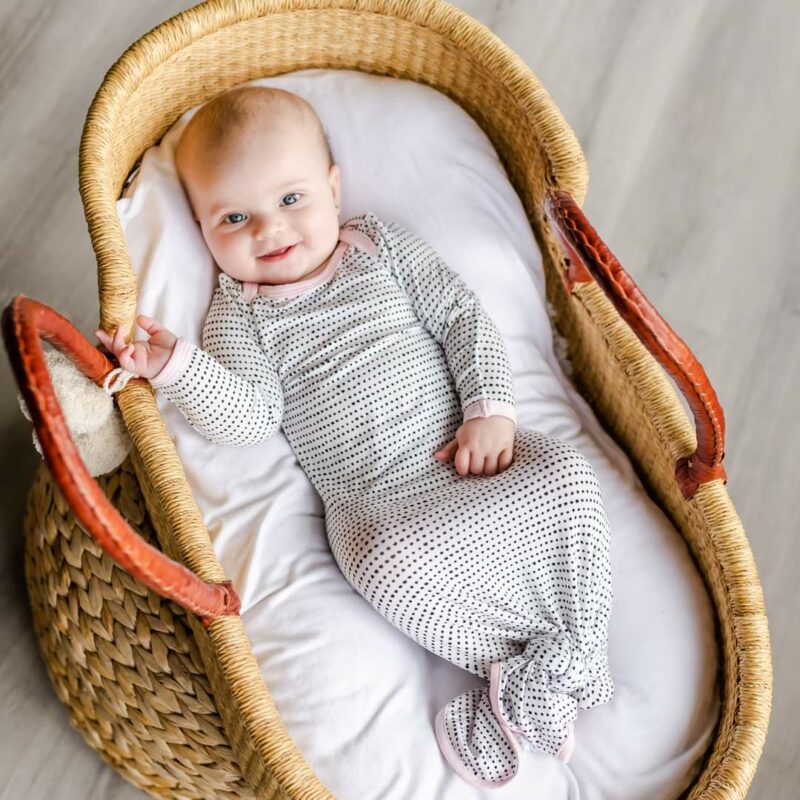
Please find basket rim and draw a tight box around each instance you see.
[78,0,590,326]
[79,0,588,193]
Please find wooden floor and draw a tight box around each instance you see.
[0,1,796,797]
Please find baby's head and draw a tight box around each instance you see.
[175,86,342,286]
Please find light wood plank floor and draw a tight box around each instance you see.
[1,1,796,797]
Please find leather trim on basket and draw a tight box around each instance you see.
[2,295,241,628]
[544,189,727,500]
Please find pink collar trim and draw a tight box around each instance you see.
[241,227,378,301]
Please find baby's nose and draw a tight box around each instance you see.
[253,216,282,239]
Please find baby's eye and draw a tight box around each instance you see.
[281,192,301,206]
[223,212,247,225]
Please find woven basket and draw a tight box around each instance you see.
[5,1,771,798]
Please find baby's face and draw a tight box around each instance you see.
[179,122,341,286]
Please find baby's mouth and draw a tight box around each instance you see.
[258,244,297,261]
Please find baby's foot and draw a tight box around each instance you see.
[435,686,520,787]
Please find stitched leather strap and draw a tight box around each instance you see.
[543,189,727,500]
[1,295,241,628]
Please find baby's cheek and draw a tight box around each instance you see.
[212,237,241,267]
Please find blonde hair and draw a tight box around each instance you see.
[175,86,334,171]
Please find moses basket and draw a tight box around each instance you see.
[3,0,772,797]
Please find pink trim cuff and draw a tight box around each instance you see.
[149,336,194,387]
[462,399,517,425]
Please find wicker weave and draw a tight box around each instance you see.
[24,455,254,798]
[21,1,771,797]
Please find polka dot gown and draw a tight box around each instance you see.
[154,211,614,788]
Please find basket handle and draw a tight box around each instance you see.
[2,295,240,628]
[543,189,727,500]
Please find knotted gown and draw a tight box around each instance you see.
[150,211,615,788]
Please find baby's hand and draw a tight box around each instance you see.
[94,314,178,379]
[434,416,515,476]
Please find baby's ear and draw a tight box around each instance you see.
[329,164,342,204]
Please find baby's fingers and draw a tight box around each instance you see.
[469,451,486,475]
[498,447,513,472]
[454,446,472,476]
[94,328,112,350]
[434,439,458,461]
[95,326,127,359]
[112,323,127,354]
[136,314,165,335]
[116,344,137,373]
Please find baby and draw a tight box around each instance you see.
[99,86,513,477]
[97,86,614,788]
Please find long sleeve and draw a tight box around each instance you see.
[149,284,283,446]
[374,216,516,424]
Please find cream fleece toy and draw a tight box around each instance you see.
[16,348,132,477]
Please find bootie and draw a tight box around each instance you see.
[435,685,520,787]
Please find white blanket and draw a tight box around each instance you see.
[117,69,720,800]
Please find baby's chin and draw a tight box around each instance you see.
[217,262,314,287]
[266,260,328,286]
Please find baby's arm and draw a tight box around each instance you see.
[375,217,516,475]
[98,289,283,447]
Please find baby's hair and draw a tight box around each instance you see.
[176,85,334,170]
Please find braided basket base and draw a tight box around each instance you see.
[23,455,254,799]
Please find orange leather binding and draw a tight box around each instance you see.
[543,189,727,500]
[1,295,241,628]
